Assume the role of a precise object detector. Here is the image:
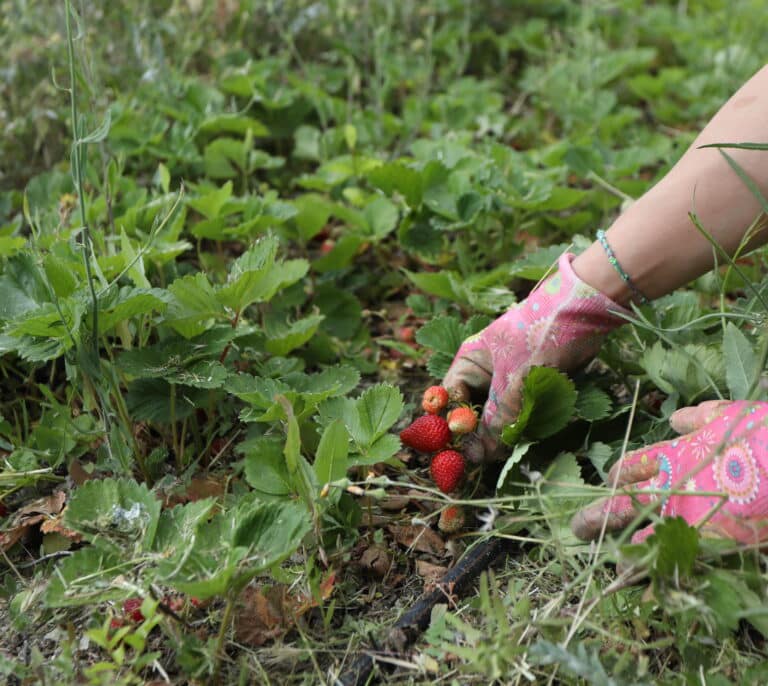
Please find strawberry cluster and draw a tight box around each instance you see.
[399,386,478,495]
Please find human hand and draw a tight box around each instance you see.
[571,400,768,544]
[442,252,629,461]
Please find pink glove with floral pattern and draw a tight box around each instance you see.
[443,252,629,460]
[572,400,768,544]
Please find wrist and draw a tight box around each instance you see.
[571,243,634,307]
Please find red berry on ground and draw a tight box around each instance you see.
[430,450,466,494]
[447,407,478,434]
[400,415,452,453]
[123,598,144,623]
[162,594,185,614]
[438,505,465,533]
[421,386,449,414]
[320,239,335,254]
[396,326,415,343]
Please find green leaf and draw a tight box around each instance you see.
[346,384,404,448]
[292,193,332,241]
[197,113,269,137]
[157,500,311,598]
[285,365,361,406]
[117,340,227,388]
[456,191,483,223]
[529,640,628,686]
[313,284,362,339]
[723,322,758,400]
[0,253,49,321]
[64,478,162,553]
[574,387,613,421]
[188,181,233,219]
[314,419,350,485]
[217,237,308,313]
[640,341,725,403]
[203,137,247,178]
[404,269,463,301]
[586,441,613,481]
[45,547,127,607]
[649,516,699,578]
[349,433,401,466]
[415,314,490,378]
[264,314,324,356]
[278,396,301,476]
[98,286,169,333]
[501,367,577,445]
[43,252,79,297]
[126,378,205,422]
[173,360,229,389]
[496,441,533,491]
[152,499,218,556]
[165,272,226,338]
[363,196,399,240]
[367,162,423,207]
[313,234,363,272]
[120,229,151,289]
[242,435,294,498]
[0,235,25,258]
[508,244,570,281]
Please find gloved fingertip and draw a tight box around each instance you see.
[670,400,731,434]
[445,381,471,404]
[462,432,486,463]
[570,509,592,541]
[630,524,656,545]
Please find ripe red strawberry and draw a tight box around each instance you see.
[430,450,465,493]
[396,326,415,343]
[422,386,449,414]
[123,598,144,623]
[400,415,451,452]
[447,407,478,434]
[438,505,465,533]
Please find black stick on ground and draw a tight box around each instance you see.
[334,536,513,686]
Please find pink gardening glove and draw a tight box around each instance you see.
[572,400,768,545]
[443,252,629,461]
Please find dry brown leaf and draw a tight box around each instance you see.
[388,524,445,556]
[234,573,336,648]
[234,586,293,647]
[163,475,229,508]
[68,459,96,486]
[1,491,66,551]
[39,508,81,541]
[379,494,411,511]
[359,545,391,578]
[416,560,447,586]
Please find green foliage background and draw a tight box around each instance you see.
[1,1,768,684]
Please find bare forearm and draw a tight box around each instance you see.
[573,64,768,305]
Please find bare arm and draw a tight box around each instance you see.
[573,64,768,304]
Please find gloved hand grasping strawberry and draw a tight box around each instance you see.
[440,252,629,461]
[571,400,768,545]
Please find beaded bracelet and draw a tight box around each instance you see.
[596,229,650,305]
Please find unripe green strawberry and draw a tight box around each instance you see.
[400,415,451,453]
[422,386,449,414]
[438,505,465,533]
[447,406,478,434]
[430,450,465,493]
